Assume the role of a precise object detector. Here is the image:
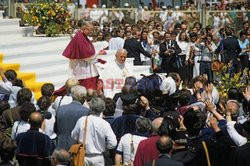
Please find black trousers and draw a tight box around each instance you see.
[200,61,213,82]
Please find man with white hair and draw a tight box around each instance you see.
[101,49,134,98]
[50,149,71,166]
[52,78,79,112]
[72,97,117,166]
[55,85,89,150]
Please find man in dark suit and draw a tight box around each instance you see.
[159,32,181,73]
[215,27,241,66]
[144,135,183,166]
[123,30,151,65]
[55,85,89,150]
[16,112,55,166]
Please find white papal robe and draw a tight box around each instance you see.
[101,61,134,98]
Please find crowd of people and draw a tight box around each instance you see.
[88,12,249,86]
[0,55,249,166]
[0,3,250,166]
[79,0,249,28]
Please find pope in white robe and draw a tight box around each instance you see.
[101,49,134,98]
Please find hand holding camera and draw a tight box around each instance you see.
[164,48,175,56]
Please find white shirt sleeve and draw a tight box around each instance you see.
[114,97,123,118]
[11,121,17,139]
[71,118,81,141]
[212,87,220,105]
[211,43,217,52]
[186,43,191,61]
[0,80,13,94]
[105,123,117,149]
[116,135,124,152]
[227,121,247,146]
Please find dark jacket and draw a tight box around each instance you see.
[172,148,196,166]
[2,106,21,128]
[235,142,250,166]
[55,101,89,150]
[16,129,55,166]
[144,154,184,166]
[215,36,241,64]
[186,131,232,166]
[159,40,181,73]
[0,161,15,166]
[111,114,139,141]
[123,38,151,65]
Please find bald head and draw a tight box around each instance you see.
[152,117,163,133]
[29,112,43,129]
[115,49,128,64]
[156,135,173,154]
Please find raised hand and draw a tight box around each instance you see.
[205,99,215,113]
[209,116,220,132]
[140,96,150,110]
[205,83,213,95]
[178,115,186,131]
[243,86,250,101]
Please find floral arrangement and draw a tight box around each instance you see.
[22,1,72,37]
[214,65,249,99]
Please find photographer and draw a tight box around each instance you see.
[159,32,181,73]
[195,34,217,82]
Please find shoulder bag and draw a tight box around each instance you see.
[69,116,88,166]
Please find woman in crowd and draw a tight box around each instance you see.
[115,117,151,165]
[238,31,249,70]
[11,102,35,139]
[177,32,190,86]
[140,30,151,65]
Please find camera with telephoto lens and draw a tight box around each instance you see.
[168,48,175,54]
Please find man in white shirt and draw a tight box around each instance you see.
[71,97,117,166]
[101,49,134,98]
